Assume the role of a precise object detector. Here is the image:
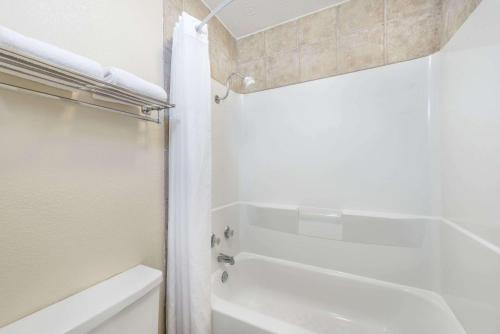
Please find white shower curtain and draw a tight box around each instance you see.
[167,12,212,334]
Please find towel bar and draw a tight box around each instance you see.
[0,46,174,123]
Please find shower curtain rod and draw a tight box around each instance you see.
[196,0,235,33]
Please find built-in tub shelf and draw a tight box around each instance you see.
[0,47,174,123]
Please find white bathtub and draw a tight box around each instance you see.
[212,253,465,334]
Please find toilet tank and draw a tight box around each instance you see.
[0,265,163,334]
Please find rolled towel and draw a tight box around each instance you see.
[104,67,167,102]
[0,25,104,79]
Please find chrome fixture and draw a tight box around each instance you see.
[221,271,229,283]
[196,0,236,33]
[211,233,221,248]
[215,72,255,104]
[224,225,234,239]
[0,47,174,124]
[217,253,235,265]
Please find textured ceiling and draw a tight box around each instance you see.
[202,0,344,38]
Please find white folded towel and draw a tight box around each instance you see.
[104,67,167,102]
[0,25,104,79]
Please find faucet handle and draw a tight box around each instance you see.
[224,225,234,239]
[211,233,221,248]
[217,253,235,265]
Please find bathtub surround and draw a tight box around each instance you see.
[232,203,440,290]
[440,218,500,333]
[235,0,483,93]
[211,80,241,208]
[211,0,499,332]
[212,202,499,333]
[0,0,165,332]
[436,0,500,331]
[240,57,436,215]
[438,0,500,249]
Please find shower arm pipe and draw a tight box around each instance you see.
[215,72,244,104]
[196,0,236,33]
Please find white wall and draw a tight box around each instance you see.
[239,57,438,216]
[439,0,500,247]
[238,203,440,290]
[0,0,165,330]
[211,58,442,289]
[212,80,242,208]
[210,3,500,332]
[436,0,500,332]
[211,80,242,272]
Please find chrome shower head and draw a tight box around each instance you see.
[243,76,255,88]
[215,72,255,104]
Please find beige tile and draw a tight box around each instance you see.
[169,0,182,10]
[387,11,441,63]
[210,51,235,85]
[209,18,226,44]
[183,0,210,20]
[265,21,299,55]
[386,0,441,20]
[338,0,384,35]
[441,0,481,46]
[164,0,182,46]
[164,47,173,94]
[209,18,237,61]
[227,35,238,62]
[179,0,239,87]
[300,38,337,82]
[298,6,337,45]
[236,58,267,93]
[237,32,266,63]
[338,24,385,73]
[266,50,300,89]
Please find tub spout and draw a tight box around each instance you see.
[217,253,235,265]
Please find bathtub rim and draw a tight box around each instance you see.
[212,252,466,334]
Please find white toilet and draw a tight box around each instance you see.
[0,265,162,334]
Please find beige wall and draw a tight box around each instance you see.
[235,0,482,93]
[0,0,166,332]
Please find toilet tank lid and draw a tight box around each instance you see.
[0,265,163,334]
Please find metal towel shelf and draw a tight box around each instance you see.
[0,46,174,123]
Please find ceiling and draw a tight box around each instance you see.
[203,0,344,39]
